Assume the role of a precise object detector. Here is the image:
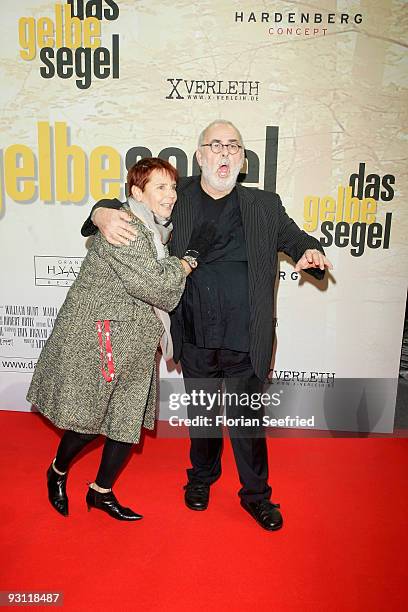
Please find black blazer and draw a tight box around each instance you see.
[81,176,325,380]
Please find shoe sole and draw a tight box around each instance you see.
[87,505,143,520]
[184,500,208,511]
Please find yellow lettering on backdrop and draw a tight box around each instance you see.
[319,196,336,223]
[55,4,63,48]
[37,17,55,48]
[360,198,377,223]
[18,5,101,60]
[38,122,52,201]
[343,187,361,224]
[4,145,36,200]
[55,122,86,202]
[64,4,82,49]
[335,186,345,222]
[83,18,101,48]
[304,187,379,231]
[1,123,124,212]
[90,147,121,200]
[18,17,36,60]
[303,196,319,232]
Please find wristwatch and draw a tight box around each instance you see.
[182,249,199,270]
[182,255,198,269]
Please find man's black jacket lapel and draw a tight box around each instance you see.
[169,177,201,257]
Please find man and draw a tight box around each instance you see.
[81,120,332,531]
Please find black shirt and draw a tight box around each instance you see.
[182,186,250,352]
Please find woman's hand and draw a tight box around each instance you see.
[93,208,138,246]
[180,259,193,276]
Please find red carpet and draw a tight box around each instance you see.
[0,411,407,611]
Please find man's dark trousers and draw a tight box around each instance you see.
[181,342,272,503]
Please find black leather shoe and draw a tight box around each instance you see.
[46,463,68,517]
[86,487,143,521]
[240,499,283,531]
[184,481,210,511]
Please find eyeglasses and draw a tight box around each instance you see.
[201,142,243,155]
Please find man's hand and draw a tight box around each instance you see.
[93,208,138,246]
[294,249,333,272]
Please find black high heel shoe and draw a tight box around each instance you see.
[86,487,143,521]
[46,463,68,517]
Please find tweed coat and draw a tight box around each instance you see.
[27,213,186,443]
[82,177,325,381]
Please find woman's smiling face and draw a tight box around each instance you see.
[131,169,177,219]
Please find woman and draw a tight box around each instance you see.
[27,158,212,521]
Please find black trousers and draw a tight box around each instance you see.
[180,342,271,502]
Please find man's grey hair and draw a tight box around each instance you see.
[197,120,245,148]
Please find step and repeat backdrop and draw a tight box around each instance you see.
[0,0,407,432]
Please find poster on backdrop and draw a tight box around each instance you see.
[0,0,407,432]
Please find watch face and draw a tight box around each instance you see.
[184,256,198,269]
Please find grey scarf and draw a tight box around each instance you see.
[127,196,174,361]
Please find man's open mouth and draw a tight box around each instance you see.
[217,163,230,178]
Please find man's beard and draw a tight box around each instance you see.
[200,158,242,193]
